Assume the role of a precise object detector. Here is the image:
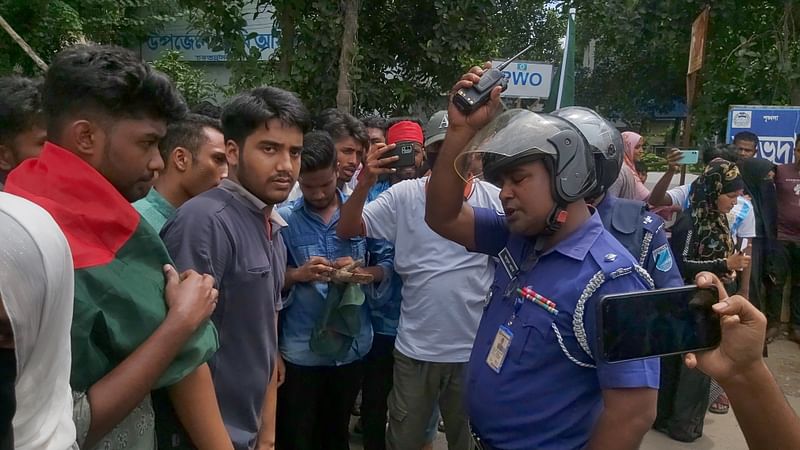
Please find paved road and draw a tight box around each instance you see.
[349,337,800,449]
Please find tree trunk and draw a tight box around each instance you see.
[336,0,360,113]
[276,5,297,80]
[784,1,800,105]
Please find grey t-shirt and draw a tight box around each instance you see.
[161,179,286,450]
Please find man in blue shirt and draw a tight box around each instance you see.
[425,68,659,450]
[357,116,404,450]
[551,107,684,291]
[276,131,385,450]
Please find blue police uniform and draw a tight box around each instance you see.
[597,194,684,289]
[467,207,660,450]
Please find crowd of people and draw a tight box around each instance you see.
[0,44,799,450]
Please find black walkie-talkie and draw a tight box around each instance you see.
[453,44,535,115]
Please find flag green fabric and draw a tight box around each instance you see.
[545,9,576,112]
[309,282,365,361]
[6,142,219,392]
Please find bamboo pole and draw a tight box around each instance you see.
[0,13,47,71]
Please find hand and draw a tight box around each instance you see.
[685,272,767,385]
[360,143,398,186]
[726,253,752,271]
[276,354,286,388]
[294,256,334,283]
[334,256,363,271]
[447,63,503,133]
[665,148,682,173]
[163,264,218,331]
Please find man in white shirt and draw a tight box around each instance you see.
[337,123,501,450]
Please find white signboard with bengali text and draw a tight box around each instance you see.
[141,7,278,62]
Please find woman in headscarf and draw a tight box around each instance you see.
[738,158,778,340]
[0,192,77,449]
[654,160,751,441]
[608,131,651,201]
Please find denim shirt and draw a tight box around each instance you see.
[365,181,403,335]
[278,191,372,366]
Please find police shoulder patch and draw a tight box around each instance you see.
[652,243,673,272]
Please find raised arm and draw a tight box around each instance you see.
[648,149,683,206]
[337,144,397,239]
[425,66,502,250]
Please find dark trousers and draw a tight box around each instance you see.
[765,240,800,327]
[654,354,711,442]
[749,237,765,308]
[276,360,363,450]
[361,334,396,450]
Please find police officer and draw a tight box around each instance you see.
[552,106,684,289]
[425,67,659,450]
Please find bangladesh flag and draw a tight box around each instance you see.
[5,142,218,392]
[545,7,576,112]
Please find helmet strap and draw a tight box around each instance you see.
[544,203,569,234]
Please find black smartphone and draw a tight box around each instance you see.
[390,141,417,168]
[598,285,721,363]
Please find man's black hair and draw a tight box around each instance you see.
[159,113,222,166]
[733,131,760,147]
[222,86,311,149]
[300,131,336,173]
[43,44,187,140]
[385,116,424,129]
[315,108,368,150]
[361,115,387,132]
[0,76,43,148]
[192,101,222,119]
[703,143,739,165]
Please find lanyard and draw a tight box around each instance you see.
[506,297,524,326]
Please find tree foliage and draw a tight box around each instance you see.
[574,0,800,139]
[151,50,219,107]
[185,0,564,116]
[0,0,181,74]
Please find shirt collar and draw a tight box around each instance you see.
[545,207,604,261]
[146,187,176,217]
[219,178,287,230]
[220,178,268,211]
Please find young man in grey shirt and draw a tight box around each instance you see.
[162,87,310,450]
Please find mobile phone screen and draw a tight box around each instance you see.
[599,286,721,363]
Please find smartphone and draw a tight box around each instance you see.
[737,237,749,253]
[390,141,417,168]
[598,285,721,363]
[677,150,699,165]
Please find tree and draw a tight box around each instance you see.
[0,0,181,75]
[185,0,563,116]
[151,50,219,107]
[573,0,800,138]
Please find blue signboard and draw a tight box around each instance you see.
[727,105,800,164]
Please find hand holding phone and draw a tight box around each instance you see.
[684,272,766,384]
[390,141,418,168]
[598,285,721,363]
